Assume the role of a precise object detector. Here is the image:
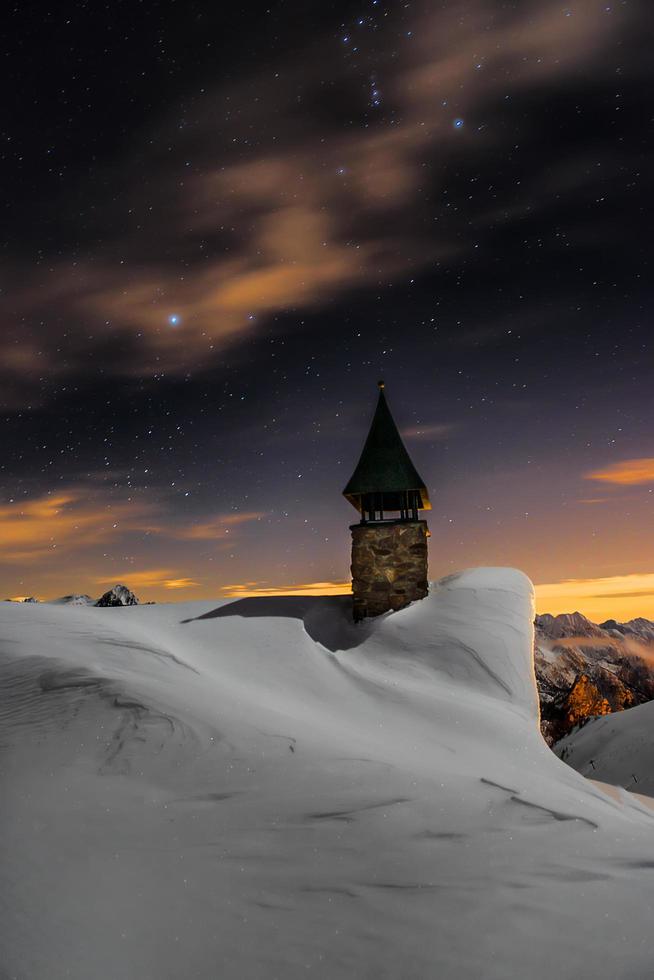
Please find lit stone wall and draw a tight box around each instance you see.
[350,520,429,621]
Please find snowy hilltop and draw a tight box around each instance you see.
[49,593,96,606]
[2,568,654,980]
[557,697,654,795]
[535,611,654,744]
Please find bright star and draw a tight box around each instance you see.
[453,118,464,129]
[168,314,180,326]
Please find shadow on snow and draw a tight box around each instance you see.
[180,595,374,652]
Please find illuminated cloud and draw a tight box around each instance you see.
[0,491,159,562]
[536,573,654,601]
[222,580,351,598]
[0,490,262,564]
[540,633,654,667]
[96,570,199,591]
[162,578,199,590]
[174,512,264,541]
[0,489,267,598]
[585,458,654,486]
[0,0,622,405]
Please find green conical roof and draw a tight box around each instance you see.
[343,382,431,512]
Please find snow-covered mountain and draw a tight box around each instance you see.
[95,583,139,607]
[534,611,654,744]
[536,610,607,639]
[49,593,96,606]
[556,698,654,796]
[3,568,654,980]
[601,616,654,643]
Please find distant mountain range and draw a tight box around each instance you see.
[535,612,654,744]
[5,585,141,608]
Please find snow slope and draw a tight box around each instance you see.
[2,567,654,980]
[557,698,654,796]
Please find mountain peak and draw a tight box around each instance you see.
[535,611,604,639]
[599,616,654,641]
[95,584,139,608]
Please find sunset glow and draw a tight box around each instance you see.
[535,574,654,622]
[221,581,351,599]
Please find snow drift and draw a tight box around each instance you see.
[1,567,654,980]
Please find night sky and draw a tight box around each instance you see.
[2,0,653,618]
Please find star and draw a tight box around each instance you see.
[453,118,464,129]
[168,314,181,326]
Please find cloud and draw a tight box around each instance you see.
[0,488,266,565]
[173,512,264,541]
[585,458,654,486]
[540,632,654,666]
[536,573,654,601]
[0,0,622,405]
[95,570,199,590]
[222,580,351,598]
[401,423,456,441]
[0,491,159,562]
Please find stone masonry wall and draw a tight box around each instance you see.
[350,520,429,621]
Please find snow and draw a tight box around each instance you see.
[557,698,654,796]
[49,593,96,606]
[2,566,654,980]
[95,583,139,606]
[534,638,561,665]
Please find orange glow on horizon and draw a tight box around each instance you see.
[222,580,352,599]
[535,573,654,622]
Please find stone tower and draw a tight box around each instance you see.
[343,382,430,621]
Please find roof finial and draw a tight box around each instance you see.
[377,379,385,390]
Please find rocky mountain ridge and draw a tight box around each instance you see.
[94,584,139,607]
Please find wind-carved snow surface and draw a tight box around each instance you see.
[1,567,654,980]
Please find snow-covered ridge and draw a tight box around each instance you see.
[48,593,96,606]
[2,567,654,980]
[557,698,654,796]
[536,610,607,639]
